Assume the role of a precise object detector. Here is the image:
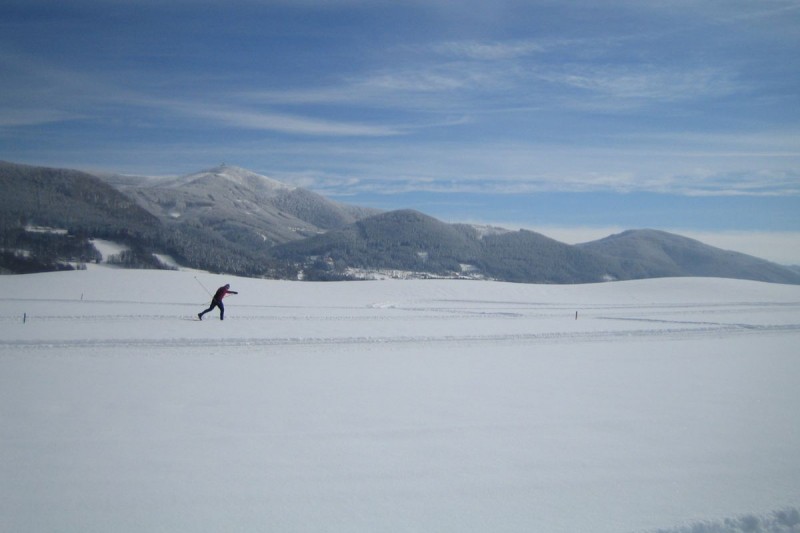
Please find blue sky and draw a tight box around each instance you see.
[1,0,799,263]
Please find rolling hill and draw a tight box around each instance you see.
[3,160,799,285]
[578,229,800,285]
[272,210,800,284]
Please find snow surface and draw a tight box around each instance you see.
[163,164,294,194]
[90,238,129,261]
[1,270,799,533]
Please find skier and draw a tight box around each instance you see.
[198,284,238,321]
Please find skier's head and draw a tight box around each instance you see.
[225,284,230,289]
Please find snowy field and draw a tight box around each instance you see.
[1,269,799,533]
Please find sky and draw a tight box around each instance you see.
[1,0,799,263]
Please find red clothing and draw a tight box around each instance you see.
[199,285,237,321]
[213,286,234,301]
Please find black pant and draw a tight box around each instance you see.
[199,299,224,319]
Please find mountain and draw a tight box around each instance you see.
[108,164,380,249]
[271,209,627,283]
[3,160,799,285]
[475,229,626,283]
[0,160,159,233]
[271,210,483,278]
[0,160,164,272]
[577,229,800,285]
[0,161,282,275]
[272,211,800,284]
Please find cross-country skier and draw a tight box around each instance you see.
[198,284,238,321]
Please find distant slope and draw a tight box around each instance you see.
[578,229,800,284]
[271,210,483,277]
[0,161,164,272]
[273,212,800,284]
[477,230,625,283]
[0,161,279,275]
[108,164,381,248]
[272,209,626,283]
[5,161,798,285]
[0,160,159,233]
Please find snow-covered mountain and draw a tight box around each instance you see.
[152,165,294,195]
[3,160,799,284]
[109,164,380,248]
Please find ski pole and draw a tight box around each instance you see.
[194,276,212,297]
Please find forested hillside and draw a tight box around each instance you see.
[271,209,800,284]
[578,230,800,285]
[271,210,482,279]
[271,210,628,283]
[0,161,281,276]
[4,161,799,285]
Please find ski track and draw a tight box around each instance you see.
[3,292,799,351]
[2,319,798,351]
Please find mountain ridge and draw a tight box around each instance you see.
[107,164,380,249]
[578,229,800,285]
[157,164,295,194]
[2,160,798,284]
[270,209,800,284]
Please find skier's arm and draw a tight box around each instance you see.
[229,290,239,295]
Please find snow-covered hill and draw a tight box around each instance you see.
[110,164,379,248]
[2,270,799,532]
[154,164,295,195]
[5,161,797,284]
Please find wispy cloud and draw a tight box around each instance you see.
[671,170,800,197]
[260,131,800,198]
[242,36,744,118]
[2,0,798,214]
[538,64,741,107]
[0,48,408,137]
[172,103,403,137]
[0,108,85,128]
[429,39,548,60]
[697,0,800,27]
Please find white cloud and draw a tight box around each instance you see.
[430,39,547,60]
[227,133,800,198]
[184,105,402,137]
[241,37,745,120]
[537,64,742,108]
[0,108,85,127]
[3,2,797,207]
[359,69,475,93]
